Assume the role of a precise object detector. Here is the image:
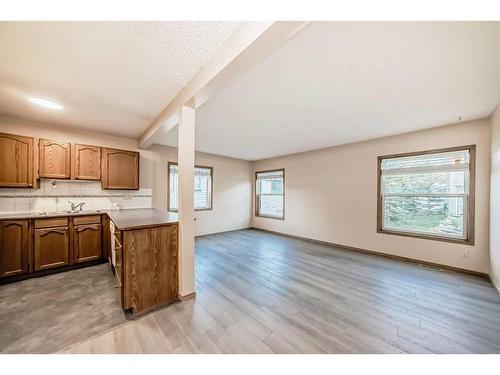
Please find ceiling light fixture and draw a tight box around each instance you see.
[29,97,64,110]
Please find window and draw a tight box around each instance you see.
[378,146,475,244]
[256,169,285,219]
[168,162,213,211]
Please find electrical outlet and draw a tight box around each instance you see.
[463,249,470,258]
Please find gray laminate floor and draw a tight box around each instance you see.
[0,263,128,353]
[62,229,500,354]
[3,229,500,353]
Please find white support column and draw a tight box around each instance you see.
[177,105,196,297]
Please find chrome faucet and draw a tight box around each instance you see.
[68,201,86,212]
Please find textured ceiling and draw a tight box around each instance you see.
[159,21,500,160]
[0,21,242,138]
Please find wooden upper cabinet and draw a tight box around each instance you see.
[0,132,139,187]
[72,144,101,180]
[39,139,71,179]
[0,220,30,278]
[101,148,139,190]
[0,133,34,188]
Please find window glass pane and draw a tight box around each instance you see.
[169,165,178,211]
[379,148,472,240]
[383,196,464,238]
[258,178,283,194]
[256,170,284,218]
[259,195,284,217]
[194,170,211,209]
[383,171,465,194]
[168,164,212,211]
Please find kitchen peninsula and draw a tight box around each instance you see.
[107,209,179,314]
[0,208,179,315]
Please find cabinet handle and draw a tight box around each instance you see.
[39,227,68,236]
[113,234,122,249]
[76,224,100,232]
[113,248,122,268]
[4,222,23,228]
[44,141,68,147]
[114,272,122,288]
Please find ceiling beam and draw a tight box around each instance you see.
[138,21,309,149]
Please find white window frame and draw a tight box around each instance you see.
[377,145,475,245]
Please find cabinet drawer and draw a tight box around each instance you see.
[35,217,68,229]
[73,215,101,225]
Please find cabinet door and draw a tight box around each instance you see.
[39,139,71,179]
[72,144,101,180]
[74,224,102,263]
[102,215,111,261]
[0,133,34,188]
[0,220,29,278]
[101,148,139,190]
[34,227,69,271]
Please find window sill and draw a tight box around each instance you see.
[255,214,285,221]
[377,228,474,246]
[168,208,213,213]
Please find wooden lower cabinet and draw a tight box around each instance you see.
[122,224,178,313]
[0,220,30,278]
[74,224,102,263]
[0,214,108,283]
[34,226,70,271]
[102,215,111,262]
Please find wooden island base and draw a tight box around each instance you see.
[108,209,179,315]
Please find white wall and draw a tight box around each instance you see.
[146,144,253,236]
[3,115,496,275]
[490,105,500,289]
[252,119,491,274]
[0,117,253,236]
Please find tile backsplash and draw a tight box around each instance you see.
[0,180,152,214]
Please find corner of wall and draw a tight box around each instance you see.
[489,103,500,291]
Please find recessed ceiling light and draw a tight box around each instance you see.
[29,97,64,110]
